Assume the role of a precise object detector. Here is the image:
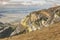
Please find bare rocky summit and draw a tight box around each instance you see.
[21,6,60,32]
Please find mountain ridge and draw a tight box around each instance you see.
[0,6,60,38]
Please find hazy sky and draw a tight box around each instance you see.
[10,0,53,1]
[0,0,60,6]
[9,0,60,5]
[10,0,60,4]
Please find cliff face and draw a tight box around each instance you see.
[21,6,60,32]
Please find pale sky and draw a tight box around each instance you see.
[10,0,60,4]
[0,0,60,6]
[9,0,60,5]
[10,0,51,1]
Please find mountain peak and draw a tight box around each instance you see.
[21,6,60,32]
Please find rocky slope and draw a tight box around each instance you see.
[20,6,60,32]
[0,6,60,38]
[0,22,60,40]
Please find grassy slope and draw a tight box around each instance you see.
[0,22,60,40]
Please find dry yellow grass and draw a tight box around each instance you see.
[0,22,60,40]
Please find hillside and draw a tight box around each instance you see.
[20,6,60,32]
[0,22,60,40]
[0,6,60,39]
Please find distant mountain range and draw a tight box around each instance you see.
[0,14,5,18]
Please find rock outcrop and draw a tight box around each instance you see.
[21,6,60,32]
[0,22,14,38]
